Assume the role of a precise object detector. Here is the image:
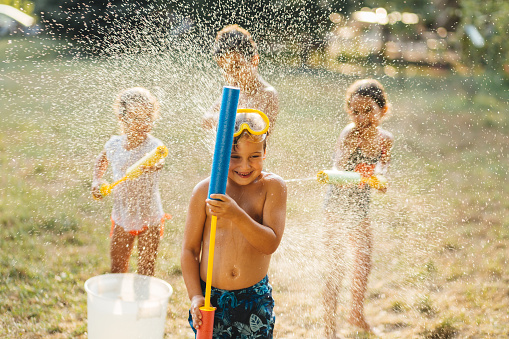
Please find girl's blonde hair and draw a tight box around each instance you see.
[113,87,160,122]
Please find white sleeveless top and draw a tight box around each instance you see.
[104,134,164,232]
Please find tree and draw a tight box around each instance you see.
[34,0,170,53]
[32,0,357,55]
[0,0,35,14]
[457,0,509,74]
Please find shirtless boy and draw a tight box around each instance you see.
[182,111,287,338]
[202,24,279,135]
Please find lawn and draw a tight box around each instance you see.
[1,36,508,338]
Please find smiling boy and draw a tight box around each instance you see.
[182,111,287,338]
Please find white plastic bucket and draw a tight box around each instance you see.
[85,273,173,339]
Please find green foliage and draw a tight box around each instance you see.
[31,0,357,54]
[458,0,509,74]
[28,0,509,74]
[0,0,34,14]
[390,300,409,313]
[416,295,436,317]
[176,0,354,40]
[33,0,162,52]
[422,318,458,339]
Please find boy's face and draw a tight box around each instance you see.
[228,138,265,186]
[216,52,258,84]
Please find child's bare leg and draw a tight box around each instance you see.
[323,215,346,339]
[111,224,135,273]
[347,218,372,331]
[324,273,341,338]
[137,225,160,276]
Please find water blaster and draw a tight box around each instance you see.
[198,86,240,339]
[96,145,168,198]
[317,169,387,190]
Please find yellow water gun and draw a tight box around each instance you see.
[316,169,387,190]
[95,145,168,199]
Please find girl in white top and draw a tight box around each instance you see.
[92,87,169,276]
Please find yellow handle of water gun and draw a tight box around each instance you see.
[204,215,217,309]
[124,145,169,180]
[361,175,388,190]
[94,145,168,199]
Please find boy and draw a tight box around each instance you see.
[182,111,287,338]
[202,24,279,135]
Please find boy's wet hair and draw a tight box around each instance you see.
[213,24,257,61]
[233,131,267,151]
[114,87,160,121]
[232,113,267,151]
[346,79,388,109]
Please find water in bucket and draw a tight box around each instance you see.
[85,273,173,339]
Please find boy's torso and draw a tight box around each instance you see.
[237,83,276,125]
[237,87,271,109]
[201,173,272,291]
[211,79,277,128]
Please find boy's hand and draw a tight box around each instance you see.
[190,295,205,329]
[207,194,242,220]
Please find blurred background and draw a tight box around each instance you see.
[1,1,508,338]
[1,0,508,76]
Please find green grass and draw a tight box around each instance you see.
[421,318,458,339]
[1,36,509,338]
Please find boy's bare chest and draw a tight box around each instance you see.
[228,186,266,223]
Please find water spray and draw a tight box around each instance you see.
[284,177,316,183]
[198,86,240,339]
[94,145,169,199]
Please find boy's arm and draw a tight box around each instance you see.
[181,181,208,303]
[208,176,287,255]
[91,150,108,199]
[201,97,221,129]
[259,176,287,253]
[265,88,279,132]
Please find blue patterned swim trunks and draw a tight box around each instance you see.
[188,275,275,338]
